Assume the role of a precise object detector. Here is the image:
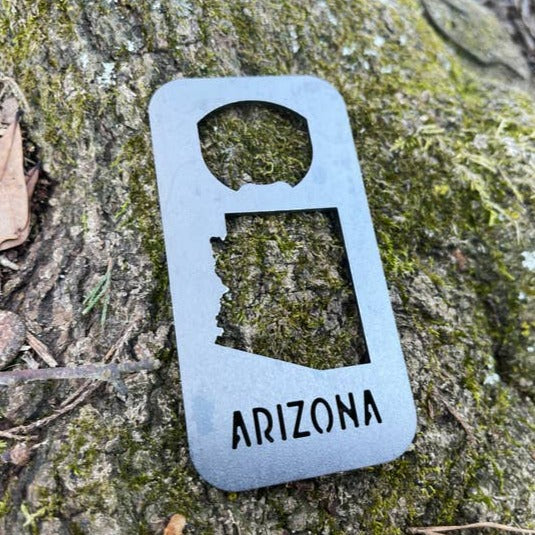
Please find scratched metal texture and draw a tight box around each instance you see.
[149,75,416,491]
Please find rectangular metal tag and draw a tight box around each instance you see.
[149,75,416,491]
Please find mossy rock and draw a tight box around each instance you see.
[0,0,533,533]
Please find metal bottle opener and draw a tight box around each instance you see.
[149,75,416,491]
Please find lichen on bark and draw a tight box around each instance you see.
[0,0,533,534]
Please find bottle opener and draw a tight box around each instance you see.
[149,75,416,491]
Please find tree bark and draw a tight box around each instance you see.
[0,1,533,533]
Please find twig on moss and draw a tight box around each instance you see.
[0,255,19,270]
[56,319,135,408]
[0,358,160,387]
[0,320,143,439]
[1,381,100,439]
[434,389,476,443]
[408,521,535,534]
[26,332,57,367]
[0,430,37,441]
[0,360,159,438]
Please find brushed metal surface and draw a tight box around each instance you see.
[149,75,416,491]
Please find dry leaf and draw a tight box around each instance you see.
[0,113,38,251]
[163,514,187,535]
[25,164,39,199]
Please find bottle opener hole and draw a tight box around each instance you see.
[198,101,312,190]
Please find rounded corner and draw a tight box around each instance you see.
[301,74,335,88]
[405,413,418,450]
[389,409,418,462]
[301,75,346,102]
[148,79,182,116]
[189,454,245,492]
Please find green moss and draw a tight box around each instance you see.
[194,0,532,529]
[47,404,203,532]
[112,133,171,323]
[0,491,11,519]
[213,209,367,368]
[198,102,311,189]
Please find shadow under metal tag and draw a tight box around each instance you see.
[149,75,416,491]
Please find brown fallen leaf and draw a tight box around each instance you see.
[0,112,38,251]
[164,514,187,535]
[25,163,39,199]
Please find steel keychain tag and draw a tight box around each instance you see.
[149,76,416,491]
